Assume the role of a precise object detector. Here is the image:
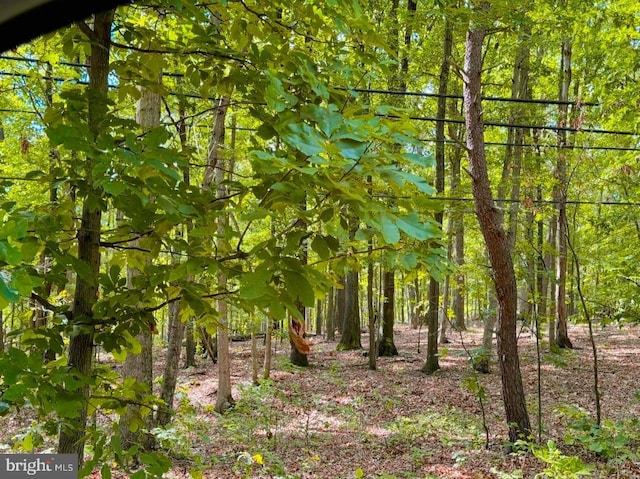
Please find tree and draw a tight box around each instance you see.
[422,15,451,375]
[554,27,573,349]
[119,79,162,454]
[57,9,114,461]
[462,3,531,442]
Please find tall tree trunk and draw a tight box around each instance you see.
[263,312,273,379]
[337,270,361,351]
[478,24,531,372]
[474,294,496,374]
[555,36,573,349]
[423,18,451,374]
[184,319,196,368]
[378,271,398,356]
[57,10,114,462]
[439,253,451,344]
[119,70,161,454]
[463,12,531,442]
[157,299,184,426]
[327,286,336,341]
[158,102,191,425]
[335,278,346,336]
[450,98,466,332]
[367,241,377,369]
[412,278,422,329]
[202,96,235,412]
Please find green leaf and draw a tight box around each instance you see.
[311,236,331,260]
[265,70,298,112]
[282,123,324,156]
[396,213,436,241]
[9,269,34,296]
[0,240,23,265]
[395,170,435,194]
[380,214,400,244]
[101,464,112,479]
[282,270,314,307]
[0,274,19,304]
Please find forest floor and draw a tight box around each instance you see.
[3,321,640,478]
[157,321,640,478]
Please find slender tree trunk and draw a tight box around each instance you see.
[157,300,184,426]
[450,106,466,331]
[263,313,273,380]
[158,102,191,424]
[463,12,531,442]
[202,96,235,412]
[335,279,346,336]
[315,298,323,337]
[57,10,114,462]
[378,270,398,356]
[120,72,161,454]
[184,319,196,368]
[555,37,573,349]
[439,260,451,344]
[474,296,496,374]
[327,286,336,341]
[367,241,377,369]
[423,18,451,374]
[337,270,362,351]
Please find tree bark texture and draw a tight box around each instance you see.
[337,270,362,351]
[378,270,398,356]
[367,250,377,369]
[463,16,531,442]
[120,73,161,454]
[422,19,451,374]
[57,9,114,461]
[202,95,235,411]
[555,37,573,349]
[157,300,184,426]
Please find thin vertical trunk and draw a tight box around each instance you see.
[555,37,573,349]
[474,294,496,374]
[58,10,114,461]
[33,63,58,361]
[450,101,466,331]
[120,69,161,453]
[412,278,422,329]
[337,270,361,351]
[367,237,377,369]
[184,319,196,368]
[423,18,452,375]
[463,11,531,442]
[378,270,398,356]
[263,313,273,379]
[202,95,235,412]
[335,278,346,336]
[439,258,451,344]
[157,299,184,426]
[251,329,259,385]
[327,286,336,341]
[158,102,190,425]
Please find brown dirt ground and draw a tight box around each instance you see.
[4,321,640,478]
[158,322,640,478]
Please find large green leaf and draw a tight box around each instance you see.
[396,213,437,241]
[380,213,401,244]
